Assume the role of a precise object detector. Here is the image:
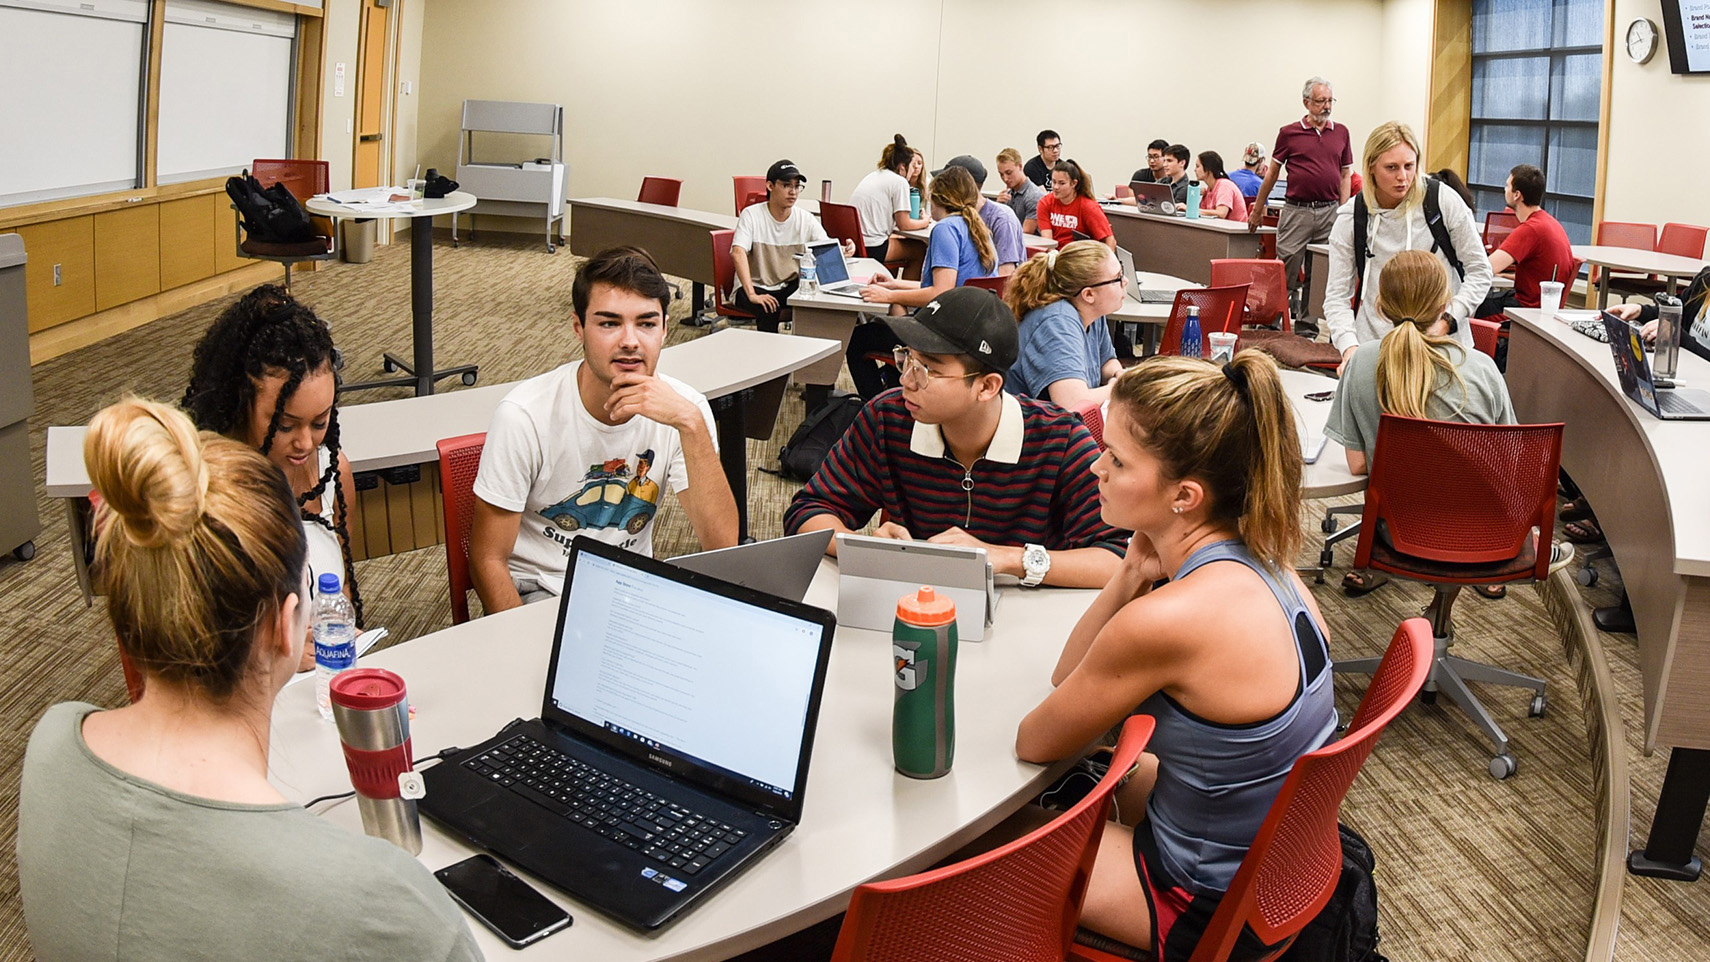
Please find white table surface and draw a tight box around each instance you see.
[787,267,1195,330]
[1103,204,1277,235]
[43,330,839,496]
[896,223,1056,252]
[268,557,1091,960]
[305,190,477,221]
[1279,369,1363,499]
[1571,245,1708,278]
[568,197,738,230]
[1505,307,1710,576]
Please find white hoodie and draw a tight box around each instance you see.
[1322,182,1493,354]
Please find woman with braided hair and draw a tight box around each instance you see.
[182,285,362,666]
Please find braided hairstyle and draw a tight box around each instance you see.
[181,284,364,626]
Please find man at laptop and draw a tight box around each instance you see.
[468,246,739,613]
[785,287,1127,589]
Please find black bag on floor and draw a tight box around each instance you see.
[226,172,315,244]
[1278,823,1388,962]
[776,393,864,482]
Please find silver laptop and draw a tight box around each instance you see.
[808,240,867,297]
[834,533,995,641]
[1602,312,1710,420]
[1130,180,1176,214]
[1115,245,1174,304]
[668,530,833,602]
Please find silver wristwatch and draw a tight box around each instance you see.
[1021,543,1051,587]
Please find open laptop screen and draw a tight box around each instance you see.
[810,240,851,286]
[544,540,833,816]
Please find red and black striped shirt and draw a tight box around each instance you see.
[784,390,1127,556]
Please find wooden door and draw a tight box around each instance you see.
[352,0,391,189]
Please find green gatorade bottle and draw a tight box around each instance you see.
[892,585,958,779]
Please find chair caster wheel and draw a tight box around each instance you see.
[1489,753,1518,779]
[1321,516,1338,534]
[547,243,557,254]
[382,357,396,373]
[1319,550,1334,569]
[461,372,478,386]
[1419,688,1437,705]
[1576,566,1598,587]
[13,540,35,562]
[1529,694,1547,718]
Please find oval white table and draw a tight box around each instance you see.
[1572,244,1709,311]
[304,191,478,396]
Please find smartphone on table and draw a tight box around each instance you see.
[435,854,572,948]
[1304,390,1335,402]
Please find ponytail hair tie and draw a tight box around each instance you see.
[1046,249,1059,270]
[1222,361,1250,399]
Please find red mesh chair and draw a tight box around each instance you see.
[1258,210,1279,260]
[1611,222,1708,300]
[1158,285,1249,356]
[436,433,487,625]
[1470,318,1501,359]
[238,159,336,289]
[1210,258,1290,331]
[963,274,1010,298]
[1072,621,1431,962]
[829,715,1155,962]
[819,200,867,255]
[1114,184,1134,199]
[710,229,755,324]
[636,176,682,207]
[1590,220,1658,296]
[1482,210,1519,254]
[733,176,766,214]
[1336,414,1563,779]
[1071,399,1105,449]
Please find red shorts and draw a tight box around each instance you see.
[1134,821,1279,962]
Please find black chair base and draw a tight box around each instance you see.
[342,353,479,395]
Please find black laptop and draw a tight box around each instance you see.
[1601,312,1710,420]
[420,537,837,930]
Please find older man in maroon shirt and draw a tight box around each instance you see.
[1247,76,1353,340]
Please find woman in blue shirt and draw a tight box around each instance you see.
[1003,240,1126,405]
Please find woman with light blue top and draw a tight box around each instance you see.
[1002,240,1126,406]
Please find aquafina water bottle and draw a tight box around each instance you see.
[800,250,819,295]
[313,572,358,720]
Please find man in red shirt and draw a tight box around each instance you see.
[1478,164,1575,313]
[1246,76,1353,340]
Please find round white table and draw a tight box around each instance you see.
[305,191,478,396]
[1572,244,1709,311]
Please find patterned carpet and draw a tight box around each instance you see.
[1,230,1706,960]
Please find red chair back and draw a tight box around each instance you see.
[1160,285,1250,356]
[1353,415,1563,573]
[1482,210,1519,253]
[1210,258,1290,332]
[1259,210,1280,259]
[1071,399,1105,449]
[1115,184,1134,198]
[830,716,1155,962]
[436,433,487,625]
[819,200,868,257]
[1659,222,1708,260]
[1181,620,1431,961]
[963,274,1009,298]
[251,158,329,201]
[734,176,766,213]
[1469,317,1500,359]
[1596,220,1657,251]
[710,229,753,320]
[637,176,681,207]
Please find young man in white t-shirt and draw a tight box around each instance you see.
[730,159,847,333]
[468,247,739,612]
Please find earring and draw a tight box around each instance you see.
[1172,505,1183,515]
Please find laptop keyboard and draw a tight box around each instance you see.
[1656,391,1708,415]
[465,734,748,876]
[1137,290,1175,304]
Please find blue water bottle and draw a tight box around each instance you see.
[1181,305,1203,359]
[313,573,357,720]
[1186,181,1202,219]
[909,187,921,219]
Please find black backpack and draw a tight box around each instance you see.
[1350,174,1463,313]
[1278,823,1388,962]
[225,172,316,244]
[774,392,865,482]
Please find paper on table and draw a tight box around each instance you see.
[325,186,405,204]
[283,627,390,687]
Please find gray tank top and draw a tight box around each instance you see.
[1139,539,1338,895]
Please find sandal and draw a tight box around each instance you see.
[1564,518,1604,544]
[1475,584,1508,600]
[1341,569,1389,596]
[1560,497,1595,523]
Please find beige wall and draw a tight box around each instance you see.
[411,0,1432,231]
[1603,0,1710,253]
[319,0,360,192]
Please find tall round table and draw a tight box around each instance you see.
[304,191,479,396]
[1572,245,1709,311]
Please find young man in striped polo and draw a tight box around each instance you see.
[784,287,1126,589]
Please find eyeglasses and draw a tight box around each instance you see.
[892,347,979,388]
[1042,142,1062,151]
[1308,96,1337,106]
[1081,275,1126,294]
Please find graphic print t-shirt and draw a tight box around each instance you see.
[473,361,717,594]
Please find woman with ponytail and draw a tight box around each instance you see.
[182,284,364,666]
[1017,350,1336,961]
[846,166,1000,398]
[1004,240,1125,405]
[18,399,480,962]
[849,133,931,265]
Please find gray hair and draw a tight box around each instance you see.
[1302,76,1332,100]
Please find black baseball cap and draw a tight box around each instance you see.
[766,160,808,184]
[884,287,1018,373]
[933,155,988,189]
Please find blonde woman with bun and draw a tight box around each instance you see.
[1003,240,1126,405]
[17,399,481,962]
[1018,351,1336,961]
[1324,249,1514,596]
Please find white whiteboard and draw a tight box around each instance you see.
[0,2,146,206]
[156,1,296,185]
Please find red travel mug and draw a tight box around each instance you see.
[329,668,421,854]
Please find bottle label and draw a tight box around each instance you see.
[894,641,923,691]
[315,624,356,670]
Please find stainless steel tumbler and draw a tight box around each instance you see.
[329,668,422,855]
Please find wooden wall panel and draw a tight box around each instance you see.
[158,194,216,290]
[93,206,161,312]
[344,467,450,562]
[212,200,247,275]
[1426,0,1472,176]
[13,217,95,332]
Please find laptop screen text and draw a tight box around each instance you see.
[549,551,821,800]
[812,242,851,286]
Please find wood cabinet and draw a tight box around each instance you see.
[13,217,95,332]
[94,206,161,312]
[158,194,216,290]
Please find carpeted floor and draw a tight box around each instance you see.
[2,230,1706,960]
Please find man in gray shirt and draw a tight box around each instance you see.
[996,147,1047,234]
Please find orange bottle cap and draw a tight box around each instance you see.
[896,585,956,626]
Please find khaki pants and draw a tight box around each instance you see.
[1276,203,1338,338]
